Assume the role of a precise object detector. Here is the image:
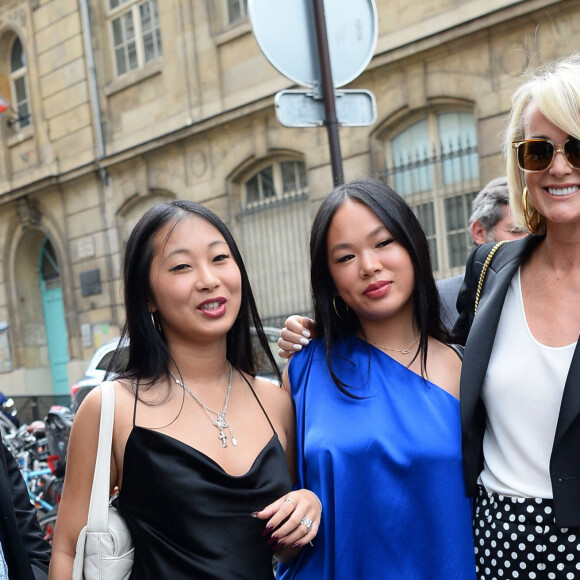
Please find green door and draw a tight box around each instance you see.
[39,239,69,395]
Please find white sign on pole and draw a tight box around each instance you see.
[249,0,378,89]
[275,89,377,128]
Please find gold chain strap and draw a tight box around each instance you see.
[473,240,510,314]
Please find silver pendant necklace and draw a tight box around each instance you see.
[169,362,237,448]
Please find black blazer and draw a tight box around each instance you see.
[0,444,51,579]
[454,235,580,527]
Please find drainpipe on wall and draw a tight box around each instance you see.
[79,0,108,185]
[78,0,119,332]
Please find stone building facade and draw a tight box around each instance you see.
[0,0,577,395]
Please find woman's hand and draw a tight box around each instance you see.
[277,316,316,359]
[253,489,322,562]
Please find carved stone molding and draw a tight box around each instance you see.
[16,197,41,227]
[5,7,27,29]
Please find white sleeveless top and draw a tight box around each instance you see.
[479,267,576,498]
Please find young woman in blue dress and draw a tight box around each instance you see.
[49,200,321,579]
[276,178,476,580]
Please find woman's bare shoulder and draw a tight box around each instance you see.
[246,374,292,416]
[249,374,289,399]
[425,339,462,398]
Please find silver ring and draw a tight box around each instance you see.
[300,516,313,532]
[284,497,296,506]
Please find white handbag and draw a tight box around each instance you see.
[72,381,134,580]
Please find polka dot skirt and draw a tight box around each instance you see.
[474,485,580,579]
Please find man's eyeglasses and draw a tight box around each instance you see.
[512,138,580,172]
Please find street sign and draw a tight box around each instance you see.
[275,89,377,127]
[248,0,378,89]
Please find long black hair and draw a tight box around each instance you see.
[309,178,448,396]
[108,200,280,390]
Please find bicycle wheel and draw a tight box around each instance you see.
[37,506,58,544]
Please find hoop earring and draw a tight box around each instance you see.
[150,311,160,332]
[332,296,349,321]
[522,186,541,234]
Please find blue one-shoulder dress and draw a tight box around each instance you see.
[277,336,475,580]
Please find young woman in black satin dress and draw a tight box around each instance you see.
[49,201,321,579]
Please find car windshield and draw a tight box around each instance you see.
[96,348,129,375]
[252,329,286,379]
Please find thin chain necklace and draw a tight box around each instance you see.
[169,362,237,448]
[373,335,420,355]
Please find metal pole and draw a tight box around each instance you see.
[312,0,344,186]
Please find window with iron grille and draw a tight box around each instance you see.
[244,160,307,209]
[109,0,162,77]
[237,160,311,327]
[9,38,30,129]
[382,111,479,276]
[227,0,248,24]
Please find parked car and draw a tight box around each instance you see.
[251,326,287,384]
[70,327,286,411]
[69,337,129,411]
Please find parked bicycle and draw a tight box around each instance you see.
[2,407,71,544]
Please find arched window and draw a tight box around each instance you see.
[40,239,60,288]
[9,38,30,129]
[382,110,479,276]
[244,160,307,208]
[236,159,310,326]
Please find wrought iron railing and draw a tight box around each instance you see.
[378,142,480,276]
[236,190,312,328]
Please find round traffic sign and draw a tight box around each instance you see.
[249,0,378,89]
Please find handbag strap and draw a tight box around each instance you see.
[86,381,115,532]
[473,240,510,314]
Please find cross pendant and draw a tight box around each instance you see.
[218,430,228,448]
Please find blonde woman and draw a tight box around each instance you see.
[454,54,580,578]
